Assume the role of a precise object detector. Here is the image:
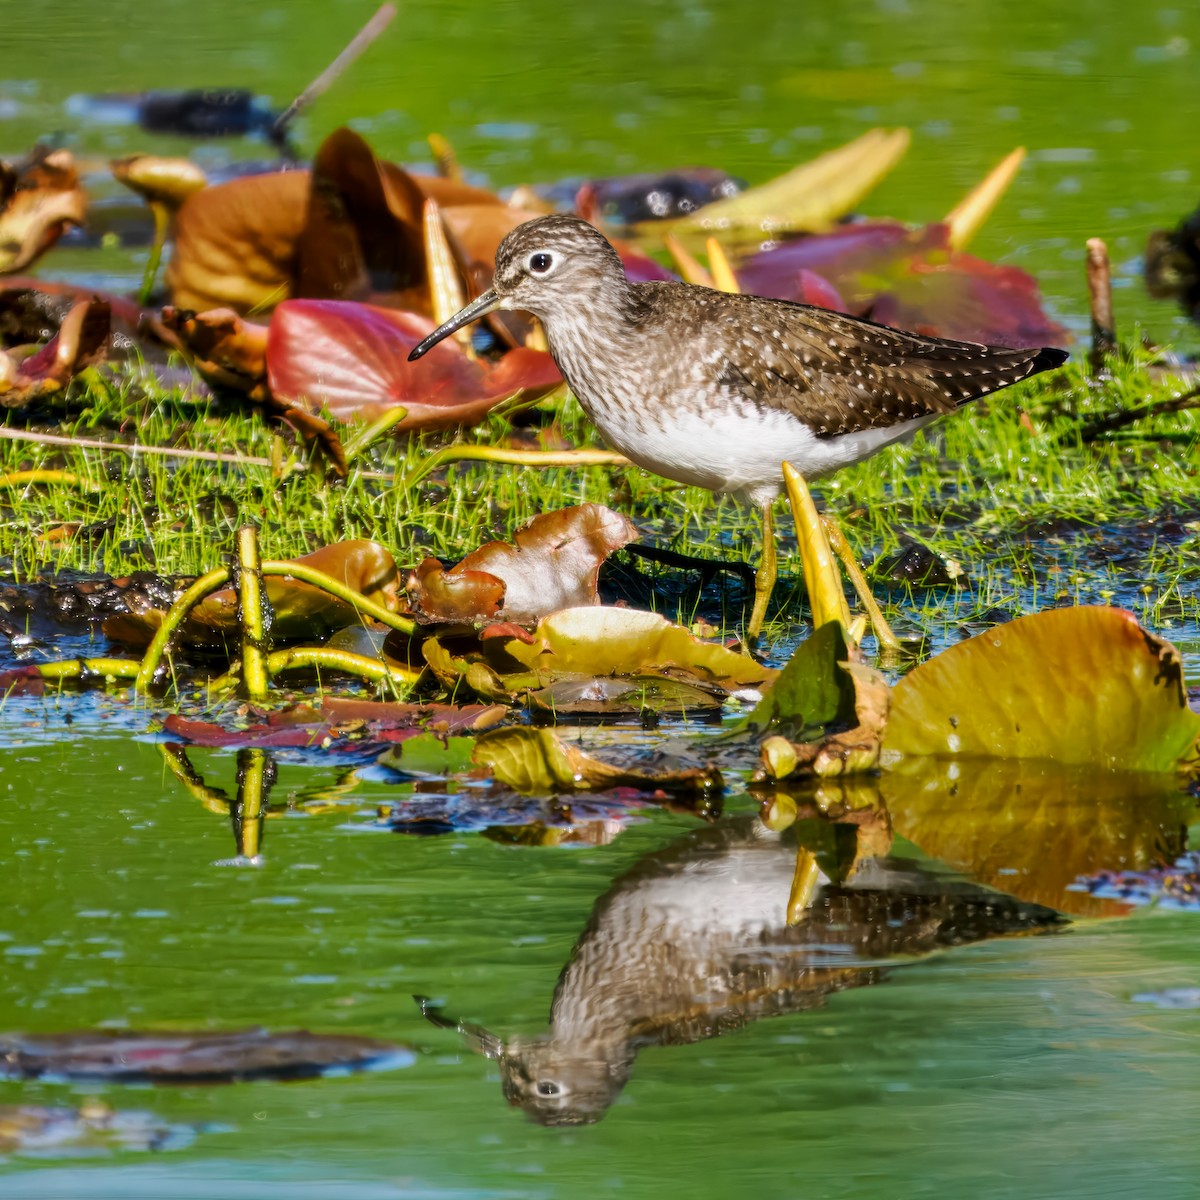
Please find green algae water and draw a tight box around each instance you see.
[2,0,1200,1195]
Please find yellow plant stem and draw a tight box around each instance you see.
[236,525,270,701]
[781,460,852,634]
[138,200,171,305]
[404,445,628,489]
[705,237,740,293]
[0,470,99,491]
[342,407,409,462]
[820,514,901,652]
[786,846,821,925]
[134,567,231,693]
[259,561,416,636]
[264,647,420,690]
[29,658,142,685]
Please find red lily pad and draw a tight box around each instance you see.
[267,299,562,427]
[737,221,1067,348]
[0,298,110,409]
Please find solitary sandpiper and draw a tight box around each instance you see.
[409,214,1067,638]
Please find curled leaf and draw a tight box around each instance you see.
[499,607,777,694]
[407,504,638,626]
[266,299,560,427]
[0,147,87,274]
[111,155,208,208]
[160,305,268,399]
[882,607,1200,772]
[0,298,110,409]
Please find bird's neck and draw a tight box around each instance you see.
[538,279,647,405]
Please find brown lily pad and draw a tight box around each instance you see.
[408,504,638,626]
[0,146,88,274]
[266,298,561,426]
[104,539,402,650]
[166,126,517,317]
[0,1028,413,1083]
[160,305,269,399]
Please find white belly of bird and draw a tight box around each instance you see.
[584,393,935,507]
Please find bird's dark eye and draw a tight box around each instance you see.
[529,252,553,274]
[536,1080,561,1096]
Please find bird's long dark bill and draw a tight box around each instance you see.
[407,289,504,361]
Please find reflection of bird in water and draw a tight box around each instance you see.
[418,817,1063,1126]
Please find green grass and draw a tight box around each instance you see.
[0,349,1197,651]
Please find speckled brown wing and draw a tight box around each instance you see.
[712,295,1067,438]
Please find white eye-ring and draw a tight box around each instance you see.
[528,251,554,275]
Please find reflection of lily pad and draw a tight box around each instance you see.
[883,758,1196,916]
[883,607,1200,772]
[0,1028,414,1083]
[0,1103,196,1155]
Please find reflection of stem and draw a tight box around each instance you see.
[786,846,821,926]
[233,748,276,860]
[138,201,170,306]
[236,525,270,702]
[159,744,231,815]
[403,445,628,490]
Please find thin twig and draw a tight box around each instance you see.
[271,3,397,140]
[1079,384,1200,442]
[0,426,280,468]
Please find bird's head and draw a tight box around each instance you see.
[408,215,626,361]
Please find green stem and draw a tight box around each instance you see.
[134,566,231,693]
[237,525,270,701]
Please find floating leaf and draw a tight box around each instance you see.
[882,607,1200,772]
[472,726,722,797]
[408,504,638,626]
[0,1028,413,1083]
[0,147,87,274]
[737,221,1068,347]
[498,607,777,694]
[267,299,561,427]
